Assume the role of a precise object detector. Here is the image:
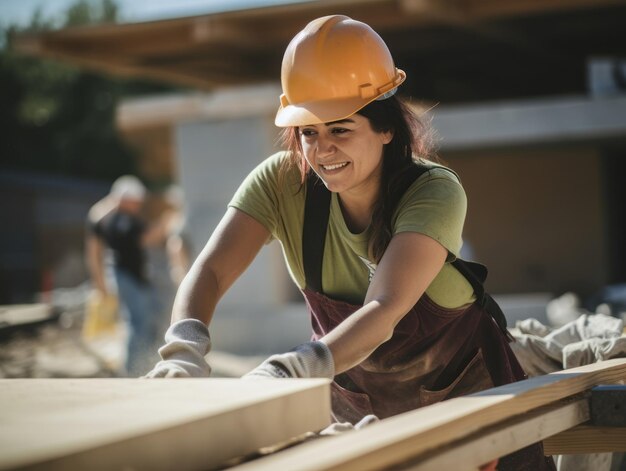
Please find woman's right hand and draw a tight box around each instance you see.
[143,319,212,378]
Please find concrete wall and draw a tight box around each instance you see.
[429,95,626,297]
[176,115,283,303]
[174,113,310,353]
[444,146,608,296]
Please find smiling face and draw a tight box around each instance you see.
[299,114,393,199]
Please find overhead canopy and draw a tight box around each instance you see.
[12,0,626,103]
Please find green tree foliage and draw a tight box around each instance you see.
[65,0,118,26]
[0,0,177,181]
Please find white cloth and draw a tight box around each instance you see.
[318,414,379,436]
[511,313,626,376]
[510,313,626,471]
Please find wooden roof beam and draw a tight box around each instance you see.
[13,18,262,59]
[397,0,578,67]
[13,35,225,89]
[398,0,626,22]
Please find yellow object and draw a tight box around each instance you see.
[82,292,119,339]
[275,15,406,127]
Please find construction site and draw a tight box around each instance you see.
[2,0,626,470]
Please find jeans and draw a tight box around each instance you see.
[114,268,161,376]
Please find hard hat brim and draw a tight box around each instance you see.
[275,68,406,127]
[275,95,379,128]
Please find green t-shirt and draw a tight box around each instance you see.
[229,151,475,308]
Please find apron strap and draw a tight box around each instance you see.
[452,259,513,340]
[303,172,331,293]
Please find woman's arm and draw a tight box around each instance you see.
[321,231,448,374]
[145,207,270,378]
[170,207,270,325]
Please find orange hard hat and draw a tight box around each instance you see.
[275,15,406,127]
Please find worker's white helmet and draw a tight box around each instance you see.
[110,175,146,202]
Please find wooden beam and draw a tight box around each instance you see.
[399,0,626,21]
[10,37,221,90]
[11,0,622,91]
[49,19,262,57]
[402,399,589,470]
[543,425,626,454]
[463,0,626,19]
[232,358,626,471]
[0,378,331,471]
[398,0,575,66]
[13,31,274,90]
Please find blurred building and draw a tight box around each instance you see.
[10,0,626,341]
[0,172,108,303]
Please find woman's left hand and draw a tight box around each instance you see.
[243,341,335,379]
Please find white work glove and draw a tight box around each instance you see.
[143,318,212,378]
[243,341,335,379]
[319,414,379,436]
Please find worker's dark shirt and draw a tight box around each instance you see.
[89,211,147,283]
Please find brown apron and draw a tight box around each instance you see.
[301,168,556,470]
[304,288,522,421]
[303,288,555,470]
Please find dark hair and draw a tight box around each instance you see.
[279,95,436,262]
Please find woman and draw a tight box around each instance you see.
[146,15,554,470]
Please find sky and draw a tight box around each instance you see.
[0,0,308,28]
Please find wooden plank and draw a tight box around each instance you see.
[233,358,626,471]
[0,378,331,471]
[402,399,588,470]
[543,425,626,454]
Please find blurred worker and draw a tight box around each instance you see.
[85,175,170,376]
[144,16,554,470]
